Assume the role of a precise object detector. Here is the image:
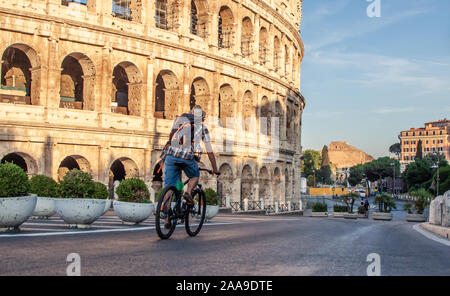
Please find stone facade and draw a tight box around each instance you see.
[0,0,305,203]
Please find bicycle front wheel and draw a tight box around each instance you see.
[155,185,179,240]
[185,189,207,237]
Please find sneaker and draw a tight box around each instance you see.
[183,192,195,205]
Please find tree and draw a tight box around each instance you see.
[403,153,448,191]
[301,150,322,178]
[348,164,364,186]
[416,140,423,160]
[363,157,399,183]
[389,143,401,158]
[320,145,332,185]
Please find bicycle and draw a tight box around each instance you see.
[155,166,216,240]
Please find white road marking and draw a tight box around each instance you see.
[413,224,450,247]
[0,222,237,238]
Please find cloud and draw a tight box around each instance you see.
[306,7,431,51]
[372,107,418,114]
[306,51,450,94]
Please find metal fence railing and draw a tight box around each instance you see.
[248,200,262,211]
[230,202,242,212]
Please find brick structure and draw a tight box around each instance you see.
[399,119,450,169]
[0,0,305,203]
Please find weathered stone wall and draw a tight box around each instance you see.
[429,191,450,227]
[0,0,305,203]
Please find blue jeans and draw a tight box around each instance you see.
[164,154,200,187]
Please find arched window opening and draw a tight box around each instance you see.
[60,53,95,111]
[258,28,268,65]
[1,153,27,172]
[273,37,281,72]
[112,62,142,116]
[218,6,234,49]
[112,65,129,115]
[1,46,34,105]
[190,0,198,35]
[155,0,168,29]
[284,45,290,77]
[241,17,253,58]
[219,84,235,128]
[155,74,166,118]
[190,77,210,112]
[154,70,179,120]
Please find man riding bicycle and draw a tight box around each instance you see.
[160,105,220,229]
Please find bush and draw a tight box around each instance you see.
[312,202,327,212]
[374,194,397,213]
[333,205,348,213]
[205,188,219,206]
[0,162,30,197]
[155,187,164,202]
[410,188,432,214]
[116,178,150,203]
[403,203,413,214]
[92,182,108,199]
[58,169,95,199]
[29,175,59,197]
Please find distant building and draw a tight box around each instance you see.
[327,141,374,183]
[328,141,374,171]
[399,118,450,169]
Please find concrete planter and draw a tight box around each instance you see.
[206,205,219,220]
[32,196,56,219]
[113,201,153,225]
[372,212,393,221]
[332,212,346,218]
[55,198,106,229]
[406,214,427,222]
[194,205,219,221]
[0,195,37,232]
[344,213,359,219]
[311,212,329,217]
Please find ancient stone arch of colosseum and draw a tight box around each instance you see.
[0,0,305,205]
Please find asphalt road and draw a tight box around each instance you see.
[0,215,449,276]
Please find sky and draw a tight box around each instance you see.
[300,0,450,158]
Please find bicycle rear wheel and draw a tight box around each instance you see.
[185,189,207,237]
[155,185,179,240]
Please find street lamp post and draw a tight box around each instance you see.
[431,163,440,197]
[312,169,316,188]
[390,162,395,196]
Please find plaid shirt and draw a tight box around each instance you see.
[162,120,211,161]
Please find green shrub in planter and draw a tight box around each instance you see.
[0,162,30,197]
[58,169,95,199]
[92,182,108,199]
[312,202,327,212]
[116,178,150,203]
[154,187,164,202]
[403,203,413,214]
[29,175,59,197]
[409,188,432,215]
[333,205,348,213]
[205,188,219,206]
[374,194,396,213]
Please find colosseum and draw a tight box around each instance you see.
[0,0,305,206]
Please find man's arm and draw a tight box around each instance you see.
[204,141,219,174]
